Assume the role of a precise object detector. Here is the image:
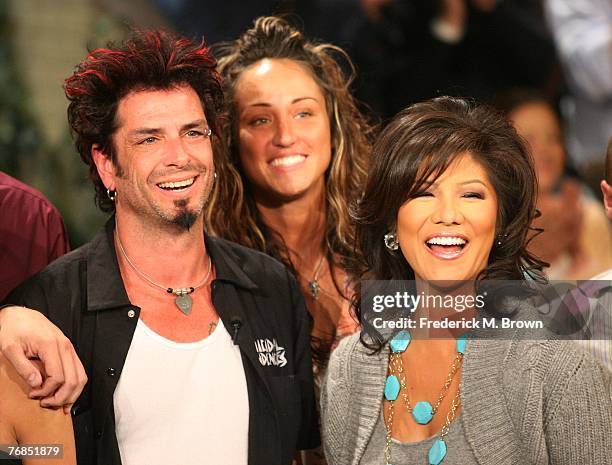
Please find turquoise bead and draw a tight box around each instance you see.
[384,375,400,401]
[456,333,468,354]
[412,401,433,424]
[390,330,411,353]
[428,439,447,464]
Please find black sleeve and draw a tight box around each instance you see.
[1,275,52,317]
[0,258,87,344]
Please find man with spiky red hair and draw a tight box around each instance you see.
[0,30,319,465]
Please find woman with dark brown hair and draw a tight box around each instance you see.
[321,97,611,465]
[207,17,372,374]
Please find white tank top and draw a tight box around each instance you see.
[113,318,249,465]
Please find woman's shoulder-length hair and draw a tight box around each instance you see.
[350,97,547,345]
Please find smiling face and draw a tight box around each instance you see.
[234,58,332,203]
[396,154,498,282]
[93,85,214,229]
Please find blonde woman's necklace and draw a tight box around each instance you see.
[383,331,467,465]
[308,254,325,299]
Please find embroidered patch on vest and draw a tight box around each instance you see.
[254,338,287,367]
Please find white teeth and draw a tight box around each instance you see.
[270,155,306,167]
[158,177,195,189]
[427,236,467,246]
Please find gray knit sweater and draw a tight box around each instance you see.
[321,331,612,464]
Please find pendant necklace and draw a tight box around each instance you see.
[308,254,325,299]
[115,224,212,316]
[383,330,467,465]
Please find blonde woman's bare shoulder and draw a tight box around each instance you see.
[0,355,76,465]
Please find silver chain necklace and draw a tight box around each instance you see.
[308,254,325,299]
[115,223,212,315]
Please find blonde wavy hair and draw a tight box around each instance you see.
[206,16,373,280]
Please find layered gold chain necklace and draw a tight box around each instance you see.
[383,331,467,465]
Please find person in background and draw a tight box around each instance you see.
[0,171,70,300]
[545,0,612,190]
[498,89,612,280]
[580,137,612,372]
[598,138,612,240]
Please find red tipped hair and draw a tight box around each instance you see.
[64,29,224,212]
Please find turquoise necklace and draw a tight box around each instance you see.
[383,331,467,465]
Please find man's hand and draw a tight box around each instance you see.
[0,306,87,413]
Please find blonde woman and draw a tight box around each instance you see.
[209,16,373,373]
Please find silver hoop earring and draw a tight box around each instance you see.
[384,232,399,251]
[213,172,217,180]
[107,188,117,202]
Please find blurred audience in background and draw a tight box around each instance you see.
[497,90,612,280]
[0,171,70,300]
[146,1,562,120]
[545,0,612,191]
[151,0,289,44]
[301,0,560,119]
[0,0,609,278]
